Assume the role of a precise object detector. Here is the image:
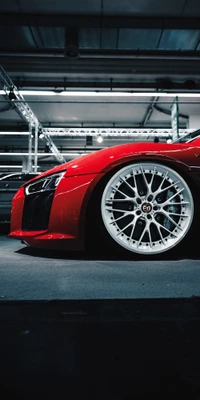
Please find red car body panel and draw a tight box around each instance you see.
[10,173,98,250]
[9,139,200,251]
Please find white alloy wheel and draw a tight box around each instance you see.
[101,163,194,255]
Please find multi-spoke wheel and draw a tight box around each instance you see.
[100,162,194,256]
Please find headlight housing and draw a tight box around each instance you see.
[25,171,65,196]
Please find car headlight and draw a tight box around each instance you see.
[25,171,65,196]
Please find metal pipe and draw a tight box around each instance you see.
[34,123,38,173]
[28,124,33,173]
[0,51,200,60]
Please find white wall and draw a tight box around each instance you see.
[188,115,200,129]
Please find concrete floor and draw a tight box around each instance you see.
[0,234,200,300]
[1,233,200,398]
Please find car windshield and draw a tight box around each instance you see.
[172,129,200,143]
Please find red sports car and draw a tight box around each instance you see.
[9,130,200,258]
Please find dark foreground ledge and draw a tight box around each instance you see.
[0,298,200,399]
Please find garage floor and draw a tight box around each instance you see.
[1,230,200,398]
[0,233,200,300]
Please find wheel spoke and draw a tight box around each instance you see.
[132,170,140,196]
[152,180,180,199]
[159,180,180,194]
[106,198,135,203]
[116,220,135,236]
[109,211,132,224]
[128,216,140,240]
[148,226,153,248]
[158,171,169,191]
[155,219,178,237]
[111,185,129,199]
[106,207,131,213]
[162,188,184,205]
[164,201,189,206]
[136,220,154,248]
[137,223,148,247]
[167,212,189,218]
[156,225,166,245]
[105,198,138,209]
[140,166,150,193]
[159,211,183,230]
[149,166,157,189]
[120,176,136,196]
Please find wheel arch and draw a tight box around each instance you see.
[102,153,197,186]
[88,152,198,205]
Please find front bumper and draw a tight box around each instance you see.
[9,173,98,251]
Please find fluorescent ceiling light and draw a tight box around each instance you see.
[20,90,56,96]
[0,165,23,168]
[59,91,200,98]
[0,90,200,97]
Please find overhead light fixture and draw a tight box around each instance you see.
[96,134,103,143]
[58,91,200,98]
[0,165,22,168]
[64,48,80,58]
[0,90,200,97]
[10,90,56,96]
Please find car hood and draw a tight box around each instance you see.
[25,141,186,183]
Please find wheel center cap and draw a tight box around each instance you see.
[141,202,152,213]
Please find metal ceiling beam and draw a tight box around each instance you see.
[141,96,159,127]
[0,128,192,136]
[43,128,192,137]
[0,13,200,29]
[39,133,66,164]
[1,50,200,60]
[0,65,39,126]
[12,79,200,92]
[0,65,66,165]
[1,55,200,76]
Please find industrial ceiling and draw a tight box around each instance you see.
[0,0,200,170]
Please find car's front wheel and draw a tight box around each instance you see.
[87,162,196,258]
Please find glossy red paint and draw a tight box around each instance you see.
[9,139,200,251]
[10,173,98,250]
